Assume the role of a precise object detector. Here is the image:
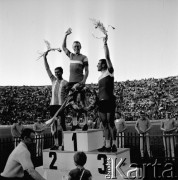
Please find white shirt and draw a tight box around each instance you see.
[1,142,34,178]
[51,77,68,105]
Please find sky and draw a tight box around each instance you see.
[0,0,178,86]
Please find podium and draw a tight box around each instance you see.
[63,129,103,151]
[36,129,132,180]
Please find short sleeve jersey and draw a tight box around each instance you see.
[136,118,151,132]
[162,118,175,131]
[69,168,92,180]
[69,53,88,82]
[33,122,45,135]
[98,68,114,101]
[11,123,24,138]
[115,118,126,133]
[50,76,68,105]
[1,142,34,178]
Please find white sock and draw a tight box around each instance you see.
[73,117,77,126]
[54,138,59,146]
[103,137,106,146]
[112,140,117,146]
[106,140,110,148]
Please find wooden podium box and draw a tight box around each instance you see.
[42,148,131,180]
[35,129,134,180]
[63,129,103,151]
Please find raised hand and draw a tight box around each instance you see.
[65,28,72,36]
[103,34,108,44]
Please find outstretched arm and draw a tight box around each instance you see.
[62,28,72,57]
[43,50,54,79]
[103,35,113,73]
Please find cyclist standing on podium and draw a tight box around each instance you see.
[97,35,117,152]
[62,28,89,131]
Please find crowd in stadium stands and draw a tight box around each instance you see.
[1,76,178,125]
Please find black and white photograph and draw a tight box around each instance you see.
[0,0,178,179]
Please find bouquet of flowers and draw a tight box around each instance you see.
[37,40,62,60]
[90,18,115,39]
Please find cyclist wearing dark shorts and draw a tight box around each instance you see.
[97,35,117,152]
[43,50,68,150]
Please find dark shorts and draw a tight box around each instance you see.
[49,105,61,117]
[67,82,78,90]
[49,105,66,131]
[98,99,116,113]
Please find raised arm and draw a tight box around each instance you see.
[103,35,113,73]
[43,50,53,79]
[62,28,72,57]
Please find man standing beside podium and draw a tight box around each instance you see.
[97,35,117,152]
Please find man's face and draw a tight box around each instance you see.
[97,60,102,71]
[140,113,145,119]
[72,42,81,54]
[37,118,41,123]
[18,120,22,125]
[26,132,35,147]
[55,69,62,79]
[166,112,171,119]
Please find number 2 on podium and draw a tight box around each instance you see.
[49,151,57,169]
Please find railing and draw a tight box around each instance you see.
[0,132,178,173]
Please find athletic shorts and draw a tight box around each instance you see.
[98,99,116,113]
[49,105,61,117]
[49,105,66,131]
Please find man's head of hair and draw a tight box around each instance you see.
[55,67,63,73]
[21,128,35,140]
[99,59,107,69]
[74,151,87,166]
[73,41,81,48]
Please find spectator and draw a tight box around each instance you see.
[135,111,152,159]
[160,111,176,161]
[0,128,46,180]
[174,113,178,147]
[115,112,127,148]
[33,117,46,156]
[11,118,24,148]
[67,151,92,180]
